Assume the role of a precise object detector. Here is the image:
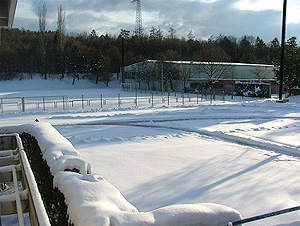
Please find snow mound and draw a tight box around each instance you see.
[1,123,241,226]
[1,122,91,175]
[54,171,241,226]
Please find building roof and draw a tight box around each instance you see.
[125,59,276,81]
[145,59,274,68]
[0,0,18,28]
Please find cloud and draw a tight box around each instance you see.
[13,0,300,42]
[235,0,300,23]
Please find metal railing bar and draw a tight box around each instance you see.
[12,165,25,226]
[228,205,300,225]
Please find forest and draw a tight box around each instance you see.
[0,28,280,74]
[0,26,299,89]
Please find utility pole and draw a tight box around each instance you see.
[132,0,142,37]
[278,0,287,101]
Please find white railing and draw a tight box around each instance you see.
[0,133,50,226]
[0,91,227,113]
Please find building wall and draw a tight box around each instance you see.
[0,0,18,28]
[124,60,276,94]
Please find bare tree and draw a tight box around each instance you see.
[57,5,66,79]
[163,62,178,91]
[179,63,192,92]
[198,62,234,88]
[39,2,47,79]
[168,28,176,40]
[187,30,195,41]
[39,2,47,33]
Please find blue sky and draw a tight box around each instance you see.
[14,0,300,43]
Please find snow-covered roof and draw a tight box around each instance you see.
[125,59,276,80]
[134,59,275,68]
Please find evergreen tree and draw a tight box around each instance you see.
[280,37,300,92]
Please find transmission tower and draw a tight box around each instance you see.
[132,0,142,37]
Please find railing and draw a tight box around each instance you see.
[0,133,50,226]
[0,91,227,113]
[228,205,300,225]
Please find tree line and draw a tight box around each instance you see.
[0,29,281,77]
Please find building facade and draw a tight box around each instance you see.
[124,60,277,97]
[0,0,18,28]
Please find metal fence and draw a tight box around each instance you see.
[0,90,227,113]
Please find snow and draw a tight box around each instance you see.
[54,171,240,226]
[1,123,91,175]
[1,76,300,225]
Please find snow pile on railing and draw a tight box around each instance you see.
[1,122,241,226]
[1,123,91,175]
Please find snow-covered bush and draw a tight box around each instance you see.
[235,82,271,98]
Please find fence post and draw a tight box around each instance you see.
[135,92,138,107]
[0,98,2,113]
[100,94,103,108]
[118,94,121,108]
[62,96,65,110]
[152,93,154,107]
[82,95,84,109]
[182,92,184,105]
[168,92,170,105]
[42,97,45,111]
[21,97,25,112]
[197,92,199,104]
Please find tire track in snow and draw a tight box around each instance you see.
[54,119,300,158]
[133,123,300,158]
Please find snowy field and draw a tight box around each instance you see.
[1,77,300,225]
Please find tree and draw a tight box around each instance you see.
[162,62,178,91]
[275,37,300,93]
[38,2,47,79]
[65,41,87,85]
[239,35,255,62]
[254,36,268,63]
[159,49,180,61]
[130,62,148,89]
[268,38,280,63]
[98,56,113,87]
[178,63,192,92]
[168,28,176,40]
[198,62,234,89]
[135,61,155,90]
[187,30,195,41]
[89,51,103,84]
[57,5,66,79]
[39,2,47,33]
[218,35,239,61]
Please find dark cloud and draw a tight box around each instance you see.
[14,0,300,42]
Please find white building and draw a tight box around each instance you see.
[124,60,277,97]
[0,0,18,28]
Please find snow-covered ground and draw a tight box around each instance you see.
[1,77,300,225]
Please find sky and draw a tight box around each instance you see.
[13,0,300,43]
